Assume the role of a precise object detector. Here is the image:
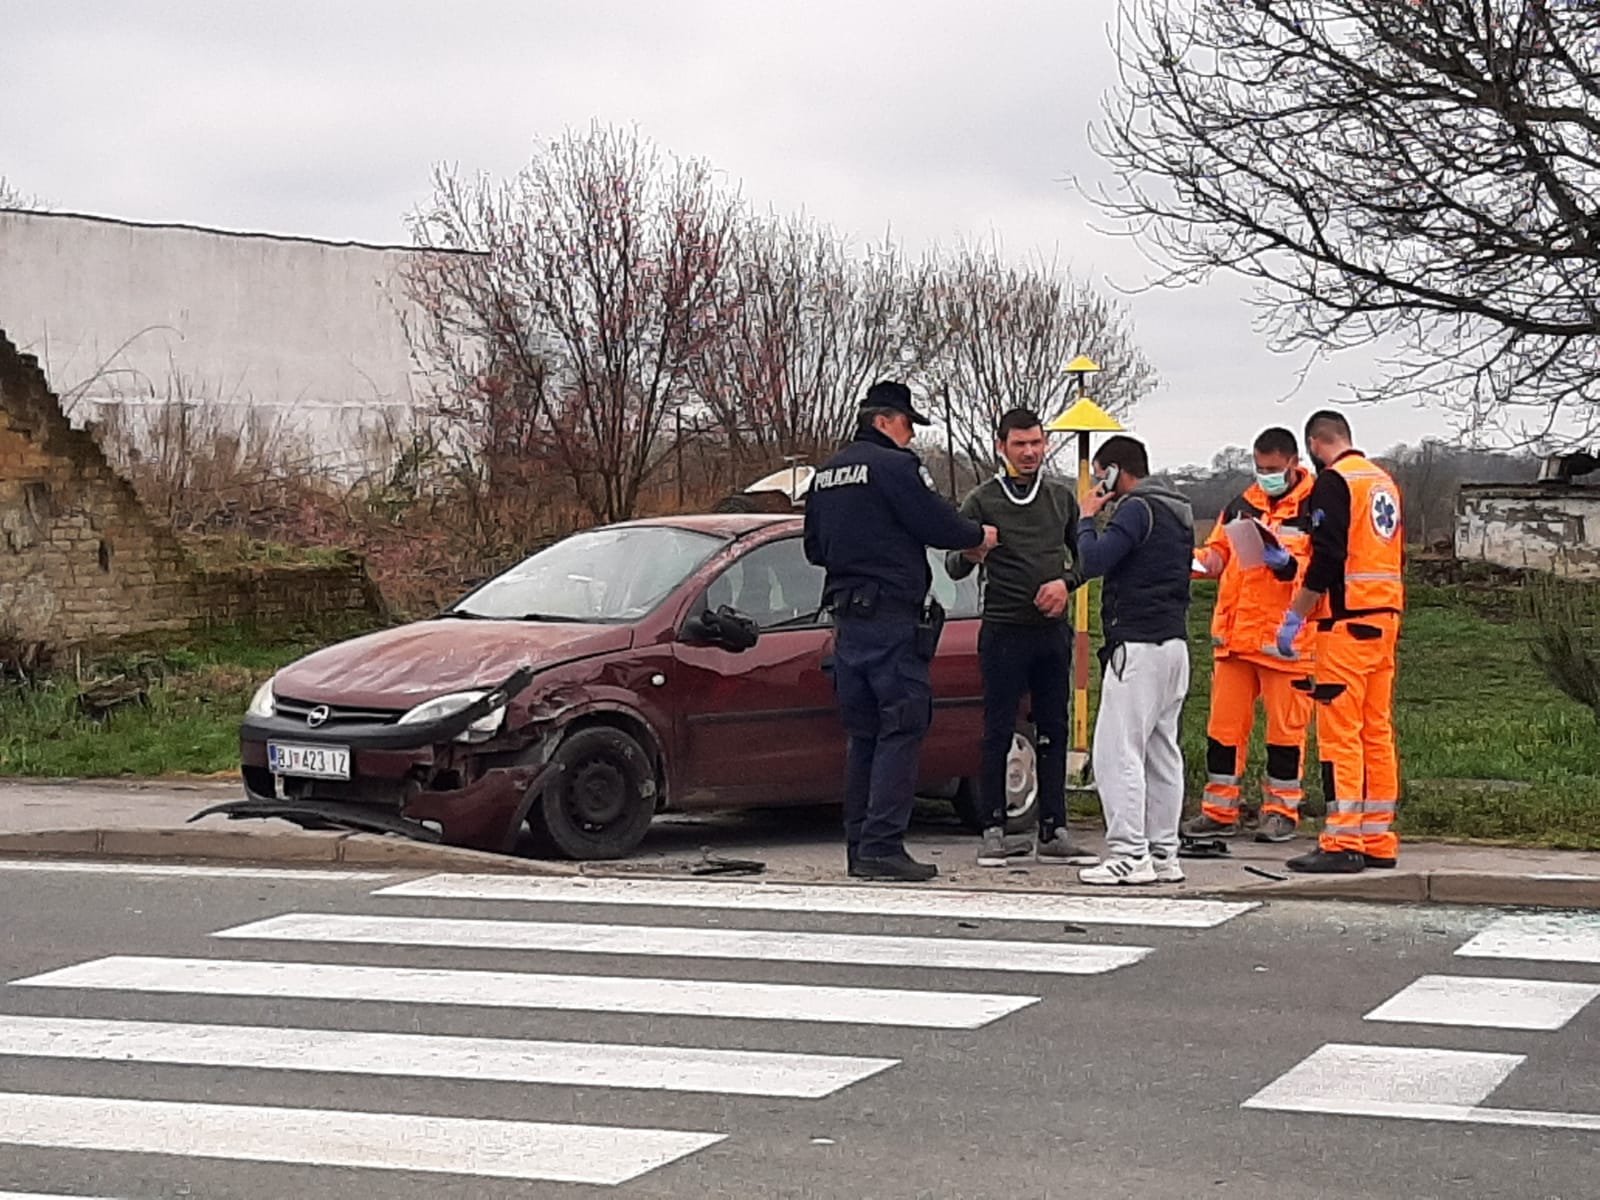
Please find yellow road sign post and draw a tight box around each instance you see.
[1045,356,1123,788]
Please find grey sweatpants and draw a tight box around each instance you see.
[1093,639,1191,859]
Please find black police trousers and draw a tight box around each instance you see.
[831,613,932,859]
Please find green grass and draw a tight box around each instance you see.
[0,615,385,777]
[181,534,357,572]
[1136,578,1600,848]
[5,574,1600,847]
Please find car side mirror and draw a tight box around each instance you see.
[684,605,760,652]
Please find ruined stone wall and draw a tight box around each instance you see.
[1455,483,1600,580]
[0,328,382,648]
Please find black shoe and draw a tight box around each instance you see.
[1363,854,1397,870]
[852,853,938,882]
[1286,848,1367,874]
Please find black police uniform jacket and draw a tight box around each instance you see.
[803,428,984,613]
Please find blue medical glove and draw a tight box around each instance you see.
[1262,544,1292,570]
[1274,610,1305,658]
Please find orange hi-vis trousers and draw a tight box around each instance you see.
[1201,656,1313,827]
[1313,613,1401,859]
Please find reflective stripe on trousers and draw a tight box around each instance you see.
[1202,655,1311,826]
[1313,614,1401,858]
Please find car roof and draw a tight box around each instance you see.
[609,513,802,538]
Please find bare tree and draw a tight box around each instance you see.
[1092,1,1600,440]
[1383,439,1459,549]
[0,177,38,209]
[691,218,923,471]
[405,123,747,525]
[914,243,1157,476]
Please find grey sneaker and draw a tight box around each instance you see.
[1151,851,1186,883]
[1255,813,1298,843]
[977,826,1033,867]
[1035,829,1100,866]
[1182,814,1241,838]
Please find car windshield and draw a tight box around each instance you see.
[449,526,726,623]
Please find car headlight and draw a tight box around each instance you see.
[397,690,507,743]
[246,679,277,718]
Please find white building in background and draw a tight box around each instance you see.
[0,208,433,474]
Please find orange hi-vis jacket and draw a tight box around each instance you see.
[1201,471,1318,668]
[1323,453,1406,619]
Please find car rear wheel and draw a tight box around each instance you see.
[951,728,1040,835]
[527,726,656,860]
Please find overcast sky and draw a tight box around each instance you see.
[1,0,1460,469]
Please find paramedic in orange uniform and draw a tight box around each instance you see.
[1184,428,1316,844]
[1274,411,1405,874]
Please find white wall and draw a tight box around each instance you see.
[1455,486,1600,579]
[0,209,434,474]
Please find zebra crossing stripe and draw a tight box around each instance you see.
[1243,1043,1523,1118]
[215,912,1153,975]
[0,1092,722,1186]
[1244,1043,1600,1132]
[374,875,1258,928]
[12,956,1038,1029]
[1457,913,1600,964]
[0,862,391,882]
[0,1014,898,1098]
[0,1194,130,1199]
[1364,975,1600,1031]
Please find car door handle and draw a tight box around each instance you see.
[821,655,835,674]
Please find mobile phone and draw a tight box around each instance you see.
[1095,464,1120,496]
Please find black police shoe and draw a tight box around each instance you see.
[1363,854,1398,870]
[852,853,938,883]
[1285,848,1366,874]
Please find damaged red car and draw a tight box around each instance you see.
[205,514,1041,859]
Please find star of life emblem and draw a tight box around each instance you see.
[1370,486,1400,541]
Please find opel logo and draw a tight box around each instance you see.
[306,705,331,729]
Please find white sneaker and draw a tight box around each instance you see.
[1078,854,1157,886]
[1151,852,1185,883]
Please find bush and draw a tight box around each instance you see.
[1524,576,1600,722]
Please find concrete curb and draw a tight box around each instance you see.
[0,827,1596,907]
[1199,869,1600,909]
[0,827,575,875]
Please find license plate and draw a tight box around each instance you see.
[268,742,351,780]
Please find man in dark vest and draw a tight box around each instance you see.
[804,381,997,882]
[1073,435,1195,886]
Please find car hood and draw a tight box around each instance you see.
[272,619,634,709]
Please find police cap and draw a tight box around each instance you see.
[861,380,932,427]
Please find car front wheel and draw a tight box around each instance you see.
[951,728,1040,835]
[527,726,657,860]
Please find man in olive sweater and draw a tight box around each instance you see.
[946,408,1100,868]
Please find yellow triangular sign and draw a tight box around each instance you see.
[1064,355,1102,375]
[1046,396,1124,433]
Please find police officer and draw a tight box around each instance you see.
[804,381,998,882]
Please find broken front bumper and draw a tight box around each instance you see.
[201,667,555,853]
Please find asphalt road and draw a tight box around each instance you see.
[0,862,1596,1199]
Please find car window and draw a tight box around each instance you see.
[452,526,725,622]
[703,537,827,630]
[928,547,982,619]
